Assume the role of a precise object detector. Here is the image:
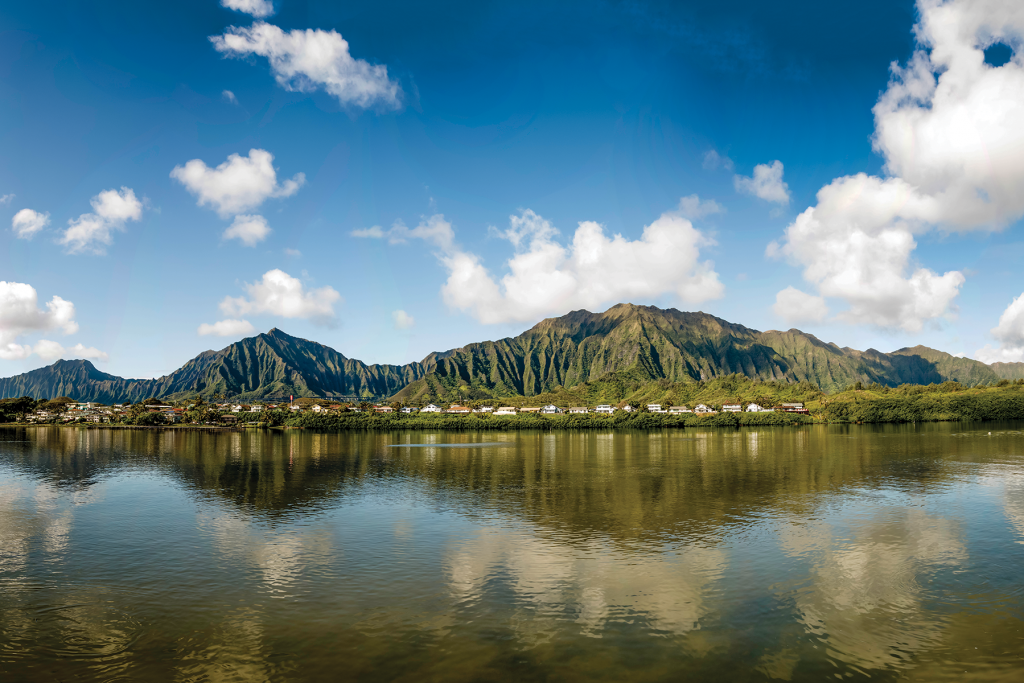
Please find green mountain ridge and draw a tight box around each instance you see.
[1,304,1021,403]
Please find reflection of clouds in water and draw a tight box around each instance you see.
[784,507,966,671]
[1000,472,1024,544]
[446,525,725,641]
[0,477,95,576]
[176,606,273,683]
[201,511,335,598]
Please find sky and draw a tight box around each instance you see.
[2,0,1024,379]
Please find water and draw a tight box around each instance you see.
[1,424,1023,681]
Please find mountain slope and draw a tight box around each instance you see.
[0,329,426,403]
[0,305,1010,403]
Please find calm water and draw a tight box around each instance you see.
[2,424,1023,682]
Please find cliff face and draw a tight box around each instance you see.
[0,305,1008,403]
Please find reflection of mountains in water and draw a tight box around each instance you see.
[2,424,1011,540]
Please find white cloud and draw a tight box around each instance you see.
[32,340,108,362]
[734,160,790,204]
[197,319,256,337]
[678,194,725,219]
[702,150,734,172]
[171,148,304,218]
[975,292,1024,363]
[0,281,81,360]
[221,0,274,19]
[12,208,50,239]
[223,214,271,246]
[773,286,829,325]
[222,89,239,104]
[392,309,415,330]
[284,247,301,257]
[210,22,401,110]
[401,207,722,325]
[218,269,341,326]
[59,187,143,254]
[351,225,385,239]
[0,194,14,205]
[770,0,1024,333]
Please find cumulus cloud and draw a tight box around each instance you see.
[32,341,108,362]
[770,0,1024,333]
[702,150,734,171]
[221,0,274,18]
[392,309,415,330]
[222,89,239,104]
[398,206,722,325]
[734,160,790,204]
[58,187,143,255]
[171,149,304,218]
[975,292,1024,363]
[217,269,341,326]
[773,286,829,325]
[197,318,256,337]
[12,208,50,239]
[223,214,271,246]
[351,225,385,239]
[210,22,401,110]
[678,194,725,219]
[0,281,85,360]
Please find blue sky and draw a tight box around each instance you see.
[2,0,1024,379]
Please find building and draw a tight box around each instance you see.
[421,404,442,413]
[446,405,471,414]
[251,405,264,412]
[473,406,494,413]
[375,406,394,413]
[519,407,541,414]
[540,404,563,414]
[594,405,615,414]
[401,406,418,413]
[746,403,773,412]
[668,406,692,414]
[495,407,517,415]
[694,404,716,414]
[622,405,636,412]
[647,404,664,413]
[568,407,589,414]
[289,404,302,412]
[781,402,809,414]
[722,404,742,413]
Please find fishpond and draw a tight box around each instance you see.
[1,424,1023,681]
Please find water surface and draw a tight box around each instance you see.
[1,424,1023,681]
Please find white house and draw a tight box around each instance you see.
[568,407,589,414]
[646,404,664,413]
[540,405,562,414]
[251,405,264,412]
[722,404,741,413]
[746,403,773,412]
[446,405,471,414]
[495,407,517,415]
[420,404,442,413]
[289,404,302,412]
[668,406,692,414]
[472,406,494,413]
[231,404,243,413]
[694,404,716,414]
[401,406,418,413]
[375,406,394,413]
[594,404,615,414]
[622,405,636,412]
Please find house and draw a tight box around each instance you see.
[375,406,394,413]
[647,404,664,413]
[722,404,742,413]
[519,407,541,413]
[594,404,616,414]
[668,406,692,414]
[289,404,302,412]
[446,405,471,414]
[401,406,418,413]
[540,404,562,414]
[622,405,635,412]
[421,404,442,413]
[328,404,343,411]
[781,402,810,414]
[495,407,517,415]
[746,403,773,412]
[311,404,325,413]
[568,407,589,414]
[231,404,243,413]
[473,406,494,413]
[694,404,716,414]
[220,414,238,423]
[251,405,264,412]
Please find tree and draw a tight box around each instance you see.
[142,398,164,406]
[0,396,34,421]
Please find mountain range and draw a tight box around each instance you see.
[2,304,1022,403]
